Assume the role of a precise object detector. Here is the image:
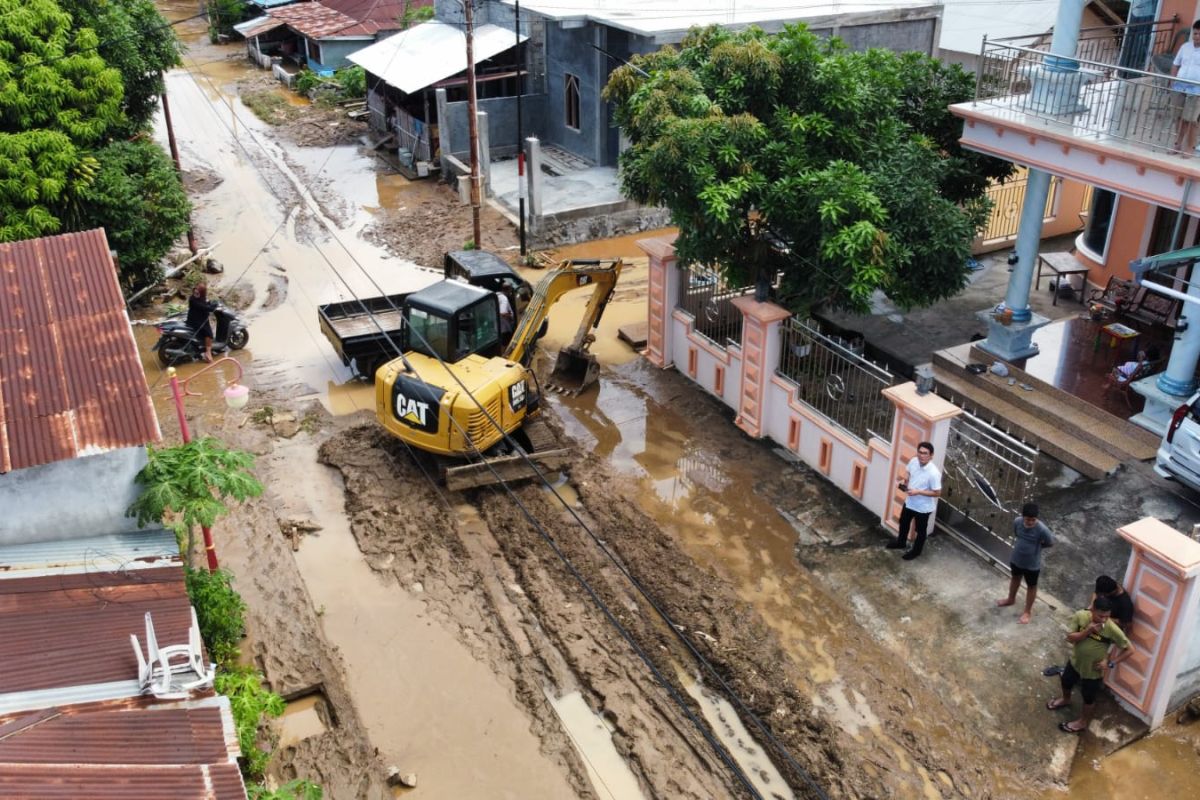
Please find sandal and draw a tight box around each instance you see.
[1058,721,1085,735]
[1046,698,1070,711]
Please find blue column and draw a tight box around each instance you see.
[1003,169,1053,322]
[1000,0,1087,321]
[1157,264,1200,397]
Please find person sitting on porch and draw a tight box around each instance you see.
[1104,346,1160,389]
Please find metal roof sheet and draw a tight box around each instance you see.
[0,529,179,580]
[0,566,191,695]
[235,14,287,38]
[502,0,936,39]
[0,533,244,799]
[0,763,246,799]
[268,2,380,39]
[0,229,161,474]
[349,22,526,95]
[323,0,412,29]
[0,704,230,764]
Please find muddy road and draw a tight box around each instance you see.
[147,8,1082,800]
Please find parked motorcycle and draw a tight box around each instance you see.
[152,303,249,367]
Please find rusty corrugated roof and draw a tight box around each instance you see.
[0,229,161,474]
[324,0,413,29]
[0,531,246,800]
[0,701,230,764]
[271,1,381,38]
[0,763,246,799]
[0,567,191,694]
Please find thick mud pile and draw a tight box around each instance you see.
[315,417,1004,799]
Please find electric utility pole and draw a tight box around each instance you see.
[465,0,482,248]
[516,0,526,256]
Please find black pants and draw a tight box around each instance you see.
[895,506,932,555]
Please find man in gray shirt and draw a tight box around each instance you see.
[996,502,1054,624]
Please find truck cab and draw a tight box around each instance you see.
[443,250,533,319]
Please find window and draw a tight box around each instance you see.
[1082,189,1117,256]
[407,307,450,361]
[564,73,580,131]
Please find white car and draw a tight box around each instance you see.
[1156,391,1200,492]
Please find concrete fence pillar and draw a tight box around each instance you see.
[525,136,543,225]
[880,383,961,532]
[731,296,792,438]
[1111,518,1200,729]
[476,110,490,198]
[637,235,680,368]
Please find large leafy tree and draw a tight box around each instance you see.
[0,0,123,240]
[0,0,189,289]
[605,25,1013,314]
[58,0,183,136]
[66,137,192,293]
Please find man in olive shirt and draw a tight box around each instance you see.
[1046,596,1133,734]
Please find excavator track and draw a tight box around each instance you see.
[444,419,571,492]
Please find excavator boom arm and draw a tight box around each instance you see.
[504,259,623,366]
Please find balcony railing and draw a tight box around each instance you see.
[989,18,1179,73]
[973,31,1200,157]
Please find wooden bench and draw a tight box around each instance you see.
[1088,276,1179,330]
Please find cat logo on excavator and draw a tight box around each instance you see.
[391,376,443,434]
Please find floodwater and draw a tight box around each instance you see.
[277,693,329,747]
[677,668,795,800]
[283,438,579,798]
[1040,721,1200,800]
[549,372,960,799]
[543,689,646,800]
[150,26,436,410]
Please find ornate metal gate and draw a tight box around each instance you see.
[936,406,1039,562]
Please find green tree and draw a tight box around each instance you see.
[207,0,247,43]
[64,137,192,293]
[0,0,124,240]
[604,25,1012,314]
[58,0,183,136]
[127,437,264,569]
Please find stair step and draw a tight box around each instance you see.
[932,343,1159,462]
[931,368,1121,480]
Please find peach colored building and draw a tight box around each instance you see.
[950,0,1200,431]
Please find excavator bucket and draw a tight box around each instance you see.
[548,346,600,395]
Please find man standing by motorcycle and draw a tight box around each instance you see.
[187,283,218,362]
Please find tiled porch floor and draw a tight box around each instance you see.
[1019,315,1174,419]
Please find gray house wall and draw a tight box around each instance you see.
[544,22,604,165]
[1,447,148,545]
[314,38,373,71]
[441,93,548,157]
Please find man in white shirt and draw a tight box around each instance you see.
[1171,20,1200,157]
[886,441,942,561]
[496,290,515,346]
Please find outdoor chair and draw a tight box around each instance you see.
[1106,358,1160,411]
[130,608,214,700]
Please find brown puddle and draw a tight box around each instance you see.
[277,692,329,747]
[1040,721,1200,799]
[675,667,795,800]
[543,688,646,800]
[279,438,577,797]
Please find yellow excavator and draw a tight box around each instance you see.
[373,258,623,489]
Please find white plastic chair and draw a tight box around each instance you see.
[129,608,214,699]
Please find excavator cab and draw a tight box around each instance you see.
[403,280,501,362]
[375,258,623,489]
